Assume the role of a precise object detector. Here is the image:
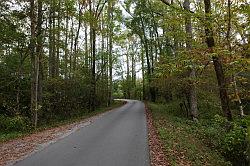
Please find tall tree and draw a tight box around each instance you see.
[30,0,43,128]
[204,0,232,120]
[89,0,108,112]
[30,0,37,127]
[108,0,114,106]
[183,0,198,121]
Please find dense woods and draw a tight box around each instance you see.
[0,0,120,127]
[0,0,249,165]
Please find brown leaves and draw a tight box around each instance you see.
[0,125,76,165]
[145,103,170,166]
[0,111,109,166]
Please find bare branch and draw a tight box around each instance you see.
[160,0,194,13]
[96,0,108,19]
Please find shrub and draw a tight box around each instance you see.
[201,115,227,148]
[220,118,249,165]
[0,115,6,130]
[0,115,29,132]
[202,115,249,166]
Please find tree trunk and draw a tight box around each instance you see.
[48,5,54,77]
[148,1,162,58]
[101,16,105,78]
[204,0,232,120]
[226,0,232,51]
[90,28,96,112]
[141,48,145,100]
[126,50,130,99]
[56,0,61,77]
[233,76,244,116]
[30,0,36,128]
[184,0,198,121]
[84,23,88,67]
[108,1,113,105]
[139,14,156,102]
[52,0,56,77]
[30,0,43,128]
[73,3,82,73]
[16,43,23,114]
[36,0,43,128]
[89,0,96,112]
[69,18,74,78]
[64,9,69,78]
[131,45,136,98]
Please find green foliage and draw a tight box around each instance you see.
[40,77,91,125]
[220,117,248,165]
[148,102,231,166]
[196,115,249,166]
[0,131,24,143]
[0,115,30,132]
[149,101,249,166]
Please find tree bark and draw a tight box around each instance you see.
[108,1,113,105]
[36,0,43,128]
[233,76,244,116]
[73,3,83,73]
[226,0,232,51]
[48,4,54,77]
[30,0,43,128]
[126,50,130,99]
[88,0,108,111]
[139,14,156,102]
[30,0,36,128]
[131,44,136,98]
[141,49,145,100]
[55,0,61,77]
[69,18,74,78]
[184,0,198,121]
[64,8,69,78]
[90,28,96,112]
[84,23,88,67]
[204,0,232,120]
[89,0,96,112]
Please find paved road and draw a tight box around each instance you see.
[13,100,150,166]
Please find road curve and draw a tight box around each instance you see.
[13,100,150,166]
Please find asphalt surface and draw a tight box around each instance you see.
[13,100,150,166]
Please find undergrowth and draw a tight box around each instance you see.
[148,101,249,166]
[0,101,124,142]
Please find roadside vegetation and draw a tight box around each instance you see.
[148,100,249,166]
[0,101,124,143]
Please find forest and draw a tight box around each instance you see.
[0,0,249,165]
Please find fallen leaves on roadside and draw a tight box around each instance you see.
[0,111,111,166]
[145,103,170,166]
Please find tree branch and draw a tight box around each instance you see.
[160,0,171,6]
[160,0,194,14]
[96,0,108,19]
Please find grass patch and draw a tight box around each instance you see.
[246,116,250,158]
[148,102,231,166]
[0,100,124,143]
[0,131,24,142]
[246,116,250,141]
